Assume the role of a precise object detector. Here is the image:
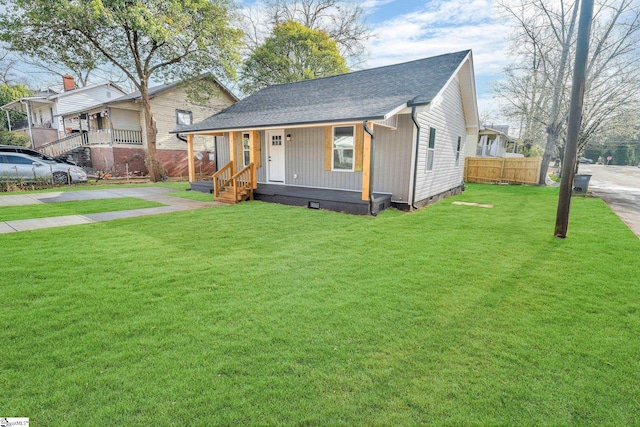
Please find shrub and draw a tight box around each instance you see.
[0,130,31,146]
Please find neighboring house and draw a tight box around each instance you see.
[1,89,60,147]
[471,126,522,158]
[2,75,237,177]
[0,76,127,148]
[96,78,237,176]
[177,50,479,215]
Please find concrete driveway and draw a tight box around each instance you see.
[0,187,224,234]
[578,164,640,238]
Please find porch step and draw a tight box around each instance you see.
[215,187,252,204]
[216,192,238,204]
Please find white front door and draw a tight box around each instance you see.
[267,130,285,182]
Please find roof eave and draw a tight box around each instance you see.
[1,97,53,111]
[172,114,387,135]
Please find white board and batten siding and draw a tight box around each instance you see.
[249,122,412,200]
[227,128,362,189]
[284,127,361,191]
[373,114,413,202]
[414,75,467,203]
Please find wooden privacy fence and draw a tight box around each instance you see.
[464,157,542,185]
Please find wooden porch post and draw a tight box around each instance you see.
[187,133,195,182]
[249,130,260,188]
[361,122,372,201]
[229,131,237,174]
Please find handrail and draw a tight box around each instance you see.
[39,132,88,157]
[230,163,255,202]
[212,161,255,201]
[212,161,234,197]
[229,162,253,181]
[38,128,143,157]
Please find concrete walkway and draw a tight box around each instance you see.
[0,187,224,234]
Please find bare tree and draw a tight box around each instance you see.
[241,0,370,66]
[496,0,640,184]
[0,47,18,84]
[17,54,132,90]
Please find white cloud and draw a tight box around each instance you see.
[361,0,396,10]
[362,0,511,118]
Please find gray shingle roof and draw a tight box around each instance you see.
[176,50,470,133]
[111,81,184,103]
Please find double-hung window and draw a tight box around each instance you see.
[333,126,354,171]
[455,136,462,167]
[176,109,193,126]
[426,127,436,171]
[242,133,251,166]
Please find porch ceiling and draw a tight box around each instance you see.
[1,97,53,112]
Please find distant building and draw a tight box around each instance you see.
[469,125,522,158]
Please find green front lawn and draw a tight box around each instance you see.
[0,197,166,221]
[1,184,638,425]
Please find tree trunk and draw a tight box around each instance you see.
[140,83,163,182]
[539,134,554,184]
[537,0,580,185]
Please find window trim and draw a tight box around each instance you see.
[176,109,193,126]
[242,132,251,167]
[332,125,355,172]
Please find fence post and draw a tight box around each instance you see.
[499,158,506,184]
[464,157,468,182]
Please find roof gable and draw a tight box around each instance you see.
[110,75,238,104]
[48,82,127,100]
[180,50,473,133]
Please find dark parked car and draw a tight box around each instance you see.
[0,144,77,165]
[579,157,594,164]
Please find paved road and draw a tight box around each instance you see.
[578,164,640,238]
[0,187,223,234]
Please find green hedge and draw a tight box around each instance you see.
[0,130,30,146]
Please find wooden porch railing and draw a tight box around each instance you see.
[38,128,143,157]
[212,161,255,203]
[213,160,234,197]
[230,163,255,201]
[113,129,143,145]
[40,132,88,157]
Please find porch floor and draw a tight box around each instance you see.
[189,181,392,215]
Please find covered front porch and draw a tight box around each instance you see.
[183,122,386,215]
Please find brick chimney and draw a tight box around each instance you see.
[63,74,76,91]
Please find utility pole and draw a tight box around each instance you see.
[554,0,594,238]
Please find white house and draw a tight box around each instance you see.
[177,50,479,214]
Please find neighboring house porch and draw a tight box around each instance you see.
[472,126,521,158]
